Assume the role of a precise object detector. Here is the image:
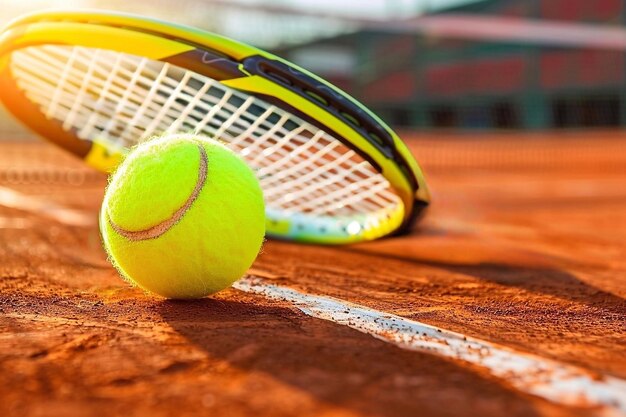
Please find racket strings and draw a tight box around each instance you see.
[10,45,402,232]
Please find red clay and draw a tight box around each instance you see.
[1,133,625,417]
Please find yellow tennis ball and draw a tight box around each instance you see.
[100,134,265,299]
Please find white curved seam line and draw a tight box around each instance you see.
[108,144,207,241]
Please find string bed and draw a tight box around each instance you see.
[10,45,403,237]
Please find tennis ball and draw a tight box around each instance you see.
[100,134,265,299]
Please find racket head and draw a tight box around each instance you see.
[0,10,430,244]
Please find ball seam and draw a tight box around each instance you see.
[108,143,208,241]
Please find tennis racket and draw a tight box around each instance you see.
[0,10,430,244]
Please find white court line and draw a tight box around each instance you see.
[0,186,95,227]
[235,276,626,415]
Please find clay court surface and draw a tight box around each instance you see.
[0,131,624,417]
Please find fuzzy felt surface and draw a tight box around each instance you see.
[100,134,265,299]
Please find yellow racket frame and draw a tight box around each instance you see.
[0,10,430,243]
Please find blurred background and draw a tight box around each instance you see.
[1,0,625,137]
